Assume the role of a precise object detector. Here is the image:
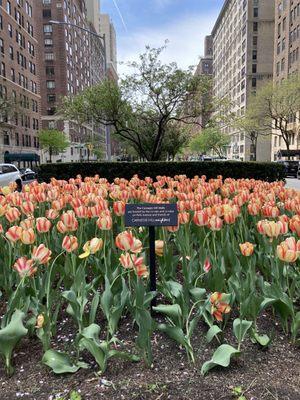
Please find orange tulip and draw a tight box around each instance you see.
[21,228,36,245]
[115,231,135,251]
[36,217,52,233]
[13,257,36,278]
[178,212,190,225]
[21,201,35,216]
[5,207,21,223]
[5,226,22,243]
[210,292,231,322]
[113,201,126,216]
[277,237,300,263]
[96,214,112,230]
[193,210,209,226]
[60,211,78,231]
[32,244,52,265]
[119,253,144,269]
[46,209,59,220]
[239,242,254,257]
[62,235,79,253]
[208,215,223,231]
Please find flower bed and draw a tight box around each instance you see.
[0,174,299,383]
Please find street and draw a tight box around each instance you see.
[286,178,300,190]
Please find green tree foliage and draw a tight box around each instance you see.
[61,45,213,161]
[189,127,230,157]
[240,76,300,158]
[38,129,70,163]
[0,97,19,129]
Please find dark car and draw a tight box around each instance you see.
[19,168,37,183]
[277,160,299,178]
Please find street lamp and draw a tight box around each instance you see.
[49,20,111,161]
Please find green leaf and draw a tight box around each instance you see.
[189,287,206,302]
[201,344,240,375]
[157,324,187,347]
[0,310,28,376]
[89,292,100,325]
[42,350,88,374]
[153,304,182,325]
[233,319,252,343]
[252,332,271,347]
[206,325,222,344]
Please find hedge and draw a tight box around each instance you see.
[37,161,286,183]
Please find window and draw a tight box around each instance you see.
[253,7,258,17]
[252,50,257,60]
[43,24,53,33]
[253,36,258,46]
[6,1,11,15]
[281,58,285,71]
[43,9,52,18]
[282,38,286,51]
[10,68,15,82]
[47,94,56,102]
[283,17,286,32]
[46,66,55,76]
[45,52,54,60]
[277,42,281,55]
[46,80,55,89]
[253,22,258,32]
[278,22,281,38]
[252,78,257,87]
[252,64,257,73]
[0,38,3,54]
[0,62,6,77]
[8,24,12,38]
[9,46,13,60]
[15,132,19,147]
[44,38,53,46]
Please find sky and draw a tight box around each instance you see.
[100,0,224,76]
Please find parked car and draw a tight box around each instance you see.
[277,160,300,178]
[0,164,22,191]
[19,168,37,183]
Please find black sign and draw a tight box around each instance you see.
[125,203,178,227]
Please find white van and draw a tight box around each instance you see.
[0,164,22,191]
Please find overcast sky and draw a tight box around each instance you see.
[100,0,224,76]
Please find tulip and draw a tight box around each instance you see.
[119,253,144,269]
[166,224,179,232]
[36,217,52,233]
[62,235,78,253]
[5,207,21,223]
[115,231,134,251]
[96,214,112,230]
[21,228,36,245]
[203,258,212,273]
[60,211,78,231]
[178,212,190,224]
[0,224,3,234]
[13,257,36,278]
[46,209,59,220]
[208,215,223,231]
[113,201,126,216]
[193,210,209,226]
[224,211,236,225]
[210,292,231,322]
[5,226,22,243]
[1,186,11,196]
[36,314,45,329]
[277,237,300,263]
[56,221,68,234]
[135,263,149,278]
[239,242,254,257]
[20,217,35,230]
[79,238,103,258]
[21,201,35,216]
[155,240,164,257]
[32,244,52,265]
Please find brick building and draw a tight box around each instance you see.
[36,0,106,163]
[0,0,41,165]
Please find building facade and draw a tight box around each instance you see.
[0,0,41,165]
[212,0,275,161]
[36,0,106,163]
[272,0,300,160]
[99,13,117,81]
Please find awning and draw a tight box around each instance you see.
[4,153,40,162]
[278,150,300,157]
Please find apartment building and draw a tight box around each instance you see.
[99,13,117,81]
[212,0,275,161]
[272,0,300,160]
[0,0,41,165]
[36,0,106,163]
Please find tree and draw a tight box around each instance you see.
[38,129,69,163]
[242,76,300,159]
[189,127,230,157]
[61,45,213,161]
[233,110,270,161]
[0,97,19,128]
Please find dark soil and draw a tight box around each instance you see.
[0,312,299,400]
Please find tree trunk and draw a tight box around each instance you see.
[49,147,52,163]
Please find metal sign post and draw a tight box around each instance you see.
[125,203,178,308]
